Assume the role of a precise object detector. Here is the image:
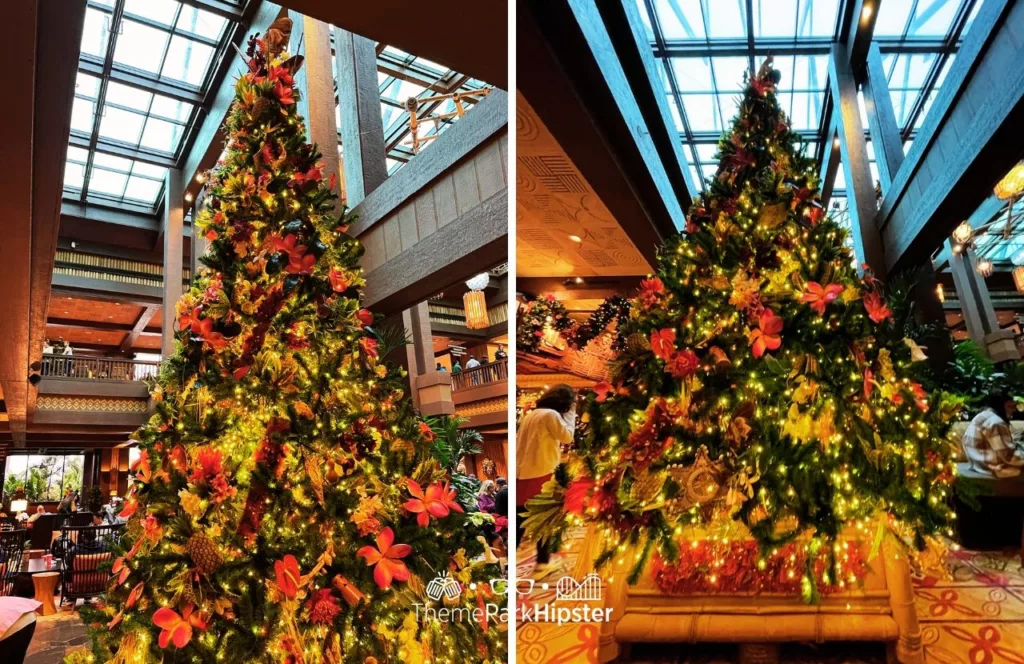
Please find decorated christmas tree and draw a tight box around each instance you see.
[523,59,961,600]
[79,21,506,663]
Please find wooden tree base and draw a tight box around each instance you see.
[572,525,924,664]
[738,643,780,664]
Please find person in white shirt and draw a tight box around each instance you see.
[516,384,576,575]
[27,506,45,523]
[465,356,481,369]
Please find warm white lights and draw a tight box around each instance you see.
[861,4,873,21]
[977,259,993,277]
[951,221,972,244]
[568,234,583,243]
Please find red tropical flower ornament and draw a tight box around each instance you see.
[650,328,677,361]
[863,291,893,323]
[403,479,464,526]
[152,603,207,649]
[274,554,301,599]
[801,282,844,315]
[356,527,413,589]
[748,309,783,358]
[328,268,350,293]
[593,380,613,403]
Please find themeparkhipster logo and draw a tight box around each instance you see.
[413,572,510,624]
[516,573,615,625]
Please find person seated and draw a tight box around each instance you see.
[66,529,108,569]
[26,506,45,524]
[963,393,1024,478]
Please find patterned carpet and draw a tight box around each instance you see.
[515,530,1024,664]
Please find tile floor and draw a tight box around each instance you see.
[22,603,90,664]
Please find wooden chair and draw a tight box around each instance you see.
[59,524,123,608]
[0,529,27,596]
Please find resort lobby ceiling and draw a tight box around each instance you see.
[516,93,651,279]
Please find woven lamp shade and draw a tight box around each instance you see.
[995,162,1024,200]
[1014,266,1024,294]
[463,290,489,329]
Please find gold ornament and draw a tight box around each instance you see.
[249,96,271,119]
[665,446,727,516]
[626,332,651,354]
[262,17,292,57]
[332,574,367,607]
[305,454,325,504]
[759,202,788,228]
[630,469,665,503]
[186,534,224,576]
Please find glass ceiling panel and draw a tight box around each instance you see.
[65,0,240,211]
[639,0,982,192]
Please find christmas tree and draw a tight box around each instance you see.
[79,22,506,663]
[523,59,960,600]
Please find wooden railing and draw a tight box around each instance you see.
[451,359,507,391]
[40,354,160,382]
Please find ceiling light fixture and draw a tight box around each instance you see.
[951,221,972,245]
[185,193,194,203]
[861,4,873,21]
[568,234,583,243]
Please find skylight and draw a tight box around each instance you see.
[636,0,984,192]
[64,0,241,210]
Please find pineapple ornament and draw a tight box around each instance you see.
[187,533,224,576]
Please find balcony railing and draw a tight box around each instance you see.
[451,358,507,391]
[41,354,160,382]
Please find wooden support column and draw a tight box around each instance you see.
[290,12,342,217]
[334,27,388,205]
[403,302,454,417]
[948,241,1020,362]
[828,44,886,279]
[334,25,450,415]
[818,122,840,208]
[162,169,184,358]
[863,43,904,193]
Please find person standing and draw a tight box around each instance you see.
[452,360,462,374]
[57,489,74,514]
[62,340,73,377]
[477,480,497,512]
[516,384,576,576]
[495,344,508,361]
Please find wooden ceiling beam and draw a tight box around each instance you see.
[45,317,160,336]
[120,305,161,352]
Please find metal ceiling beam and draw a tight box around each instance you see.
[276,0,507,88]
[78,60,207,105]
[177,0,247,21]
[877,0,1024,274]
